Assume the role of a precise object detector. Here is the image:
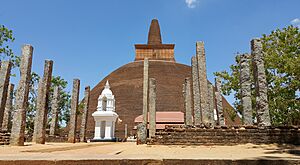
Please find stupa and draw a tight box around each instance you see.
[82,19,239,139]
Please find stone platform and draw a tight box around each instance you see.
[0,142,299,165]
[149,125,300,145]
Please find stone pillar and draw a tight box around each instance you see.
[33,60,53,144]
[141,58,149,141]
[143,58,149,125]
[215,77,225,126]
[137,123,147,145]
[0,61,12,128]
[10,44,33,146]
[68,79,80,143]
[80,86,90,142]
[196,41,209,125]
[149,78,156,138]
[239,54,253,125]
[1,83,14,131]
[251,39,271,126]
[207,83,215,126]
[183,78,193,126]
[49,86,60,136]
[191,56,201,125]
[124,124,128,139]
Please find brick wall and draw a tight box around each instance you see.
[150,125,300,145]
[135,48,175,61]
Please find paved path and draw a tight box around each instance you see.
[0,142,299,161]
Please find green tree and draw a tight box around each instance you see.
[1,24,72,132]
[48,76,71,128]
[27,75,72,133]
[26,72,40,134]
[262,26,300,125]
[215,25,300,125]
[0,25,20,67]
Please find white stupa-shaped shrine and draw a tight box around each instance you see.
[92,80,118,141]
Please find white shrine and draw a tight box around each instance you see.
[92,80,118,141]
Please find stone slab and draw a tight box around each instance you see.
[148,78,156,138]
[33,60,53,144]
[80,86,90,142]
[10,44,33,146]
[0,61,12,128]
[68,79,80,143]
[239,54,253,125]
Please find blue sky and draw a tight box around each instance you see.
[1,0,300,104]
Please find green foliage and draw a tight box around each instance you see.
[262,26,300,125]
[225,108,237,122]
[49,76,71,127]
[214,55,242,114]
[1,24,72,133]
[26,75,72,133]
[77,102,84,115]
[0,25,20,67]
[214,25,300,125]
[26,72,40,134]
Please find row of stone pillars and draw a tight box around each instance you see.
[137,58,157,144]
[239,39,271,126]
[184,39,271,128]
[0,44,91,146]
[186,41,225,127]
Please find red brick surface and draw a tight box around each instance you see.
[80,60,238,139]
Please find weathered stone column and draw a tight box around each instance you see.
[137,123,147,144]
[0,61,12,127]
[215,77,225,126]
[143,58,149,125]
[68,79,80,143]
[183,78,193,126]
[239,54,253,125]
[124,124,128,139]
[33,60,53,144]
[207,83,215,126]
[149,78,156,138]
[196,41,209,125]
[49,86,60,136]
[140,58,149,142]
[251,39,271,126]
[79,86,90,142]
[10,44,33,146]
[2,83,14,131]
[191,56,201,125]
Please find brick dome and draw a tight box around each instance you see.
[84,60,239,139]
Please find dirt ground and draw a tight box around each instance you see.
[0,142,299,160]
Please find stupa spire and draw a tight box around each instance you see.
[147,19,162,45]
[134,19,175,61]
[105,80,110,89]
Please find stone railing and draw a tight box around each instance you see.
[149,125,300,145]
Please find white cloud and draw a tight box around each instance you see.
[185,0,198,8]
[291,18,300,28]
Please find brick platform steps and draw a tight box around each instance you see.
[149,125,300,145]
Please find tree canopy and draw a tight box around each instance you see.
[0,24,71,133]
[215,25,300,125]
[0,25,19,67]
